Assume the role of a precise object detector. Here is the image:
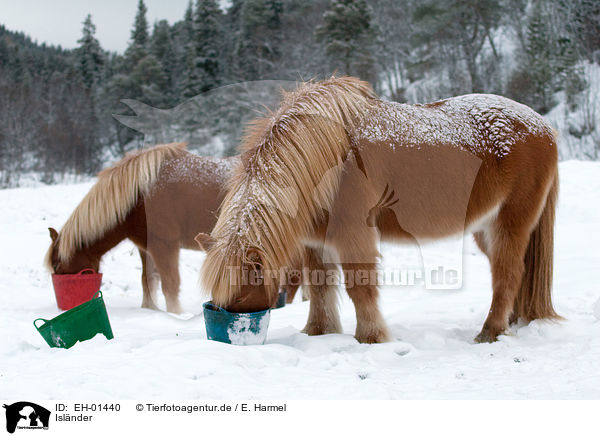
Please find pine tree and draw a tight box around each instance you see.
[0,37,9,67]
[104,72,139,155]
[181,1,200,97]
[168,1,194,98]
[131,54,169,106]
[126,0,150,67]
[151,20,174,65]
[183,0,224,97]
[182,47,201,98]
[316,0,377,82]
[561,0,600,63]
[194,0,223,90]
[76,14,104,91]
[523,0,582,113]
[132,0,149,47]
[234,0,284,81]
[223,0,244,80]
[182,1,195,43]
[525,5,554,112]
[151,20,176,101]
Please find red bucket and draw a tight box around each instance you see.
[51,268,103,311]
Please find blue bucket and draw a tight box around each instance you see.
[203,302,270,345]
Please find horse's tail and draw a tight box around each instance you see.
[53,142,187,264]
[513,167,561,321]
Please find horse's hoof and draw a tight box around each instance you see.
[355,326,390,344]
[165,299,183,314]
[301,322,341,336]
[301,325,319,335]
[355,332,389,344]
[474,325,503,343]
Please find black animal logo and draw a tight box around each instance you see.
[3,402,50,433]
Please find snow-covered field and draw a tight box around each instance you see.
[0,161,599,400]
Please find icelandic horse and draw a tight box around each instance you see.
[45,143,239,313]
[197,76,560,343]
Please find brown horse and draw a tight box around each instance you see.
[197,76,560,343]
[45,142,239,313]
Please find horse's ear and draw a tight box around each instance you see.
[245,247,264,270]
[194,233,216,251]
[48,227,58,242]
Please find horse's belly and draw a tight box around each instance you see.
[361,143,495,240]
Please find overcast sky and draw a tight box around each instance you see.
[0,0,229,53]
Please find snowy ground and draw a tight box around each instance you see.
[0,161,599,400]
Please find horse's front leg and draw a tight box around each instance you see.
[283,284,300,304]
[341,262,390,344]
[139,249,160,310]
[148,241,182,314]
[301,247,342,336]
[283,261,304,304]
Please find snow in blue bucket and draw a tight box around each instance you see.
[203,302,270,345]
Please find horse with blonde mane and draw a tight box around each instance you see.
[45,142,240,313]
[197,76,560,343]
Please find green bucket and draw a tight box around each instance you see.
[34,291,114,349]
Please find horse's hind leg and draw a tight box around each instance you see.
[475,161,556,343]
[301,247,342,336]
[140,249,159,310]
[149,242,182,314]
[474,231,517,326]
[342,262,390,344]
[475,220,531,343]
[474,231,518,325]
[474,230,518,326]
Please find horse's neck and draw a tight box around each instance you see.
[80,221,130,261]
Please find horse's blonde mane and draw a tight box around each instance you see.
[201,76,377,305]
[45,142,187,269]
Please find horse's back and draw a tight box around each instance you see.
[142,152,239,249]
[344,94,557,240]
[356,94,555,158]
